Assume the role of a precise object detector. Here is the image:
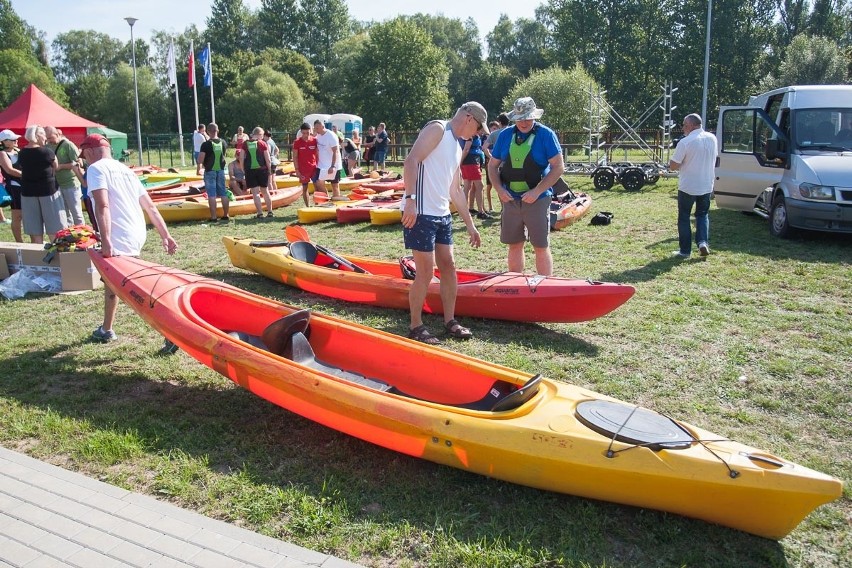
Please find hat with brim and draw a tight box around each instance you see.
[0,129,21,142]
[506,97,544,121]
[459,101,489,134]
[79,134,111,150]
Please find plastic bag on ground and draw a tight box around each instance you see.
[0,269,62,299]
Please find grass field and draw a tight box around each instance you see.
[0,175,849,567]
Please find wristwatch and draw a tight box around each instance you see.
[404,194,416,200]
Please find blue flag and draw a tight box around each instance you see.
[199,46,212,88]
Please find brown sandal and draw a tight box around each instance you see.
[408,325,441,345]
[444,319,473,340]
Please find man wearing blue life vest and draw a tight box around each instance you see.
[487,97,565,276]
[197,123,230,222]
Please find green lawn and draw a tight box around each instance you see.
[0,176,849,567]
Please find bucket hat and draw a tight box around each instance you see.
[506,97,544,121]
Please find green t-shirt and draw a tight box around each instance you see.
[52,139,80,188]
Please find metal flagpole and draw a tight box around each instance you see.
[207,43,216,123]
[701,0,713,125]
[169,39,186,166]
[190,39,199,128]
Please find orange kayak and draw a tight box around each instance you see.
[88,251,843,540]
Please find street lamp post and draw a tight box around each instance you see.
[125,17,144,166]
[701,0,713,125]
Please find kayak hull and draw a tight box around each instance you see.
[89,251,843,540]
[223,237,635,323]
[550,192,593,230]
[146,186,301,223]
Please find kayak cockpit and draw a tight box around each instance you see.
[234,308,542,412]
[183,285,541,413]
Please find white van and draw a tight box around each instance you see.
[714,85,852,237]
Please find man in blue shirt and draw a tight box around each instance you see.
[487,97,564,276]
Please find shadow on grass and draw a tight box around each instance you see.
[1,341,787,568]
[709,208,852,260]
[200,268,602,357]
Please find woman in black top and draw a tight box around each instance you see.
[0,130,24,241]
[18,125,64,244]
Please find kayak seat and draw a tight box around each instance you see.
[399,255,440,283]
[226,331,269,350]
[290,240,370,274]
[289,332,395,392]
[288,241,318,264]
[460,374,543,412]
[262,310,312,359]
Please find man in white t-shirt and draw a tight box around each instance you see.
[313,120,344,200]
[81,134,178,342]
[193,124,208,175]
[669,113,718,258]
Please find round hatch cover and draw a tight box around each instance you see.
[576,400,693,450]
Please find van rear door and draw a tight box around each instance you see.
[715,106,788,211]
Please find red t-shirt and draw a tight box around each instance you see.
[293,136,318,176]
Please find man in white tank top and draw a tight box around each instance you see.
[401,102,488,344]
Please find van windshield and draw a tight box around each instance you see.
[794,108,852,150]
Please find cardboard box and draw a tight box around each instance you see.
[0,242,102,292]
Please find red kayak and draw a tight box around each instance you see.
[223,231,636,323]
[336,194,403,223]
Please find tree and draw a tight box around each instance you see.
[504,65,604,135]
[464,61,516,119]
[0,0,31,54]
[333,18,450,129]
[51,30,125,84]
[102,63,170,133]
[206,0,255,57]
[405,14,483,107]
[486,14,553,78]
[257,0,300,50]
[293,0,351,71]
[257,48,319,100]
[217,66,307,133]
[771,33,848,87]
[0,49,67,108]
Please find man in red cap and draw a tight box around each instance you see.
[79,134,178,343]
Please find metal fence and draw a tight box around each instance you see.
[128,129,682,167]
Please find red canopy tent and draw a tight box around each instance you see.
[0,84,103,146]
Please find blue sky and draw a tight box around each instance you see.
[11,0,540,47]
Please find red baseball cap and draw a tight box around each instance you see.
[79,134,111,150]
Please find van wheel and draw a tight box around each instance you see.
[769,195,795,238]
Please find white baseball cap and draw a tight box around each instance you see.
[0,129,21,142]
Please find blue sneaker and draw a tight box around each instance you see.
[92,326,117,342]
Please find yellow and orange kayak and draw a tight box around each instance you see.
[222,235,631,323]
[145,186,301,223]
[89,251,844,540]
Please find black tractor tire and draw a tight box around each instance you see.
[619,167,645,191]
[592,168,616,191]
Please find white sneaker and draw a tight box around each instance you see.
[671,251,690,259]
[92,326,117,342]
[698,242,710,256]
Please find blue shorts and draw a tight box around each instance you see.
[203,170,227,198]
[373,149,387,163]
[403,214,453,252]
